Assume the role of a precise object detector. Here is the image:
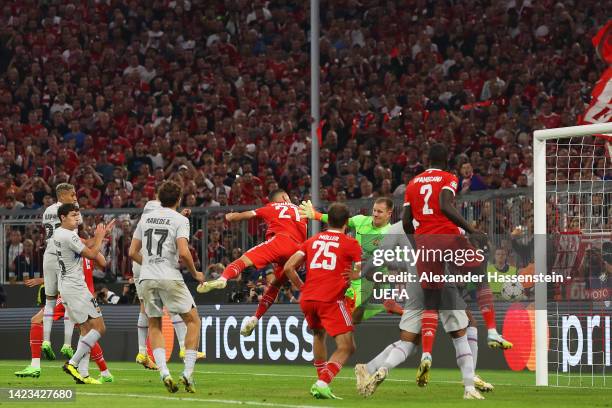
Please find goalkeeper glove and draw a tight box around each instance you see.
[299,200,322,220]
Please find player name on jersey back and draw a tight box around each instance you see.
[134,207,190,281]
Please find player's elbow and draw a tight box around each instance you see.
[128,247,138,261]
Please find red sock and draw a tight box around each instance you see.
[255,285,280,319]
[222,259,247,280]
[90,342,108,372]
[319,361,342,384]
[30,322,43,359]
[477,287,496,330]
[421,310,439,354]
[314,360,327,377]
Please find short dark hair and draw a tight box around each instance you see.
[327,202,350,228]
[58,203,79,221]
[428,143,448,167]
[158,181,182,207]
[268,189,287,202]
[374,197,393,210]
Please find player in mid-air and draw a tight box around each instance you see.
[197,189,307,337]
[129,181,204,393]
[299,197,400,323]
[354,221,488,399]
[284,202,362,400]
[402,143,511,387]
[132,199,205,370]
[54,204,112,384]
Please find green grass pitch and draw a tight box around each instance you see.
[2,361,611,407]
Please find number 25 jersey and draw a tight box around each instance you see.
[404,168,461,235]
[134,207,190,281]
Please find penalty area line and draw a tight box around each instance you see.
[78,392,332,408]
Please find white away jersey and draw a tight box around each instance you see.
[132,200,163,281]
[42,202,62,254]
[134,207,190,281]
[53,227,86,289]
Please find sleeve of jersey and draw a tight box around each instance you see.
[253,206,268,220]
[320,213,328,223]
[348,215,365,229]
[68,232,86,254]
[177,217,190,241]
[442,174,459,196]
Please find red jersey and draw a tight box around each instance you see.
[83,256,95,294]
[253,202,307,242]
[404,168,461,235]
[299,231,362,302]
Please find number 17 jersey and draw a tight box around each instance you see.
[404,168,461,235]
[134,207,190,281]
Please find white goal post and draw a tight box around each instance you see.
[533,122,612,386]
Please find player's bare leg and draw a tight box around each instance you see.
[241,271,285,336]
[465,310,494,392]
[178,307,201,393]
[449,328,484,399]
[149,316,178,393]
[172,313,206,361]
[14,310,44,378]
[311,329,355,400]
[198,255,253,293]
[359,330,418,397]
[135,303,158,370]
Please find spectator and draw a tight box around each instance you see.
[487,248,519,298]
[7,229,24,282]
[12,239,41,282]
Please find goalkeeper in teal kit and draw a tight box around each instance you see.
[300,197,401,323]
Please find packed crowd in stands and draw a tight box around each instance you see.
[0,1,610,296]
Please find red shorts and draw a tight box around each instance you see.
[44,297,66,321]
[300,299,354,337]
[415,234,483,289]
[244,234,300,270]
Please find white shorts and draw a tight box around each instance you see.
[399,308,469,334]
[140,279,196,318]
[43,251,60,297]
[61,285,102,325]
[135,279,144,301]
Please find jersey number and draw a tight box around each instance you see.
[310,241,339,270]
[279,206,301,221]
[420,184,433,215]
[57,250,67,276]
[144,228,169,257]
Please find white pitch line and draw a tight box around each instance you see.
[77,392,331,408]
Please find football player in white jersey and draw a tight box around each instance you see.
[131,199,204,370]
[53,203,114,384]
[40,183,78,360]
[129,181,204,393]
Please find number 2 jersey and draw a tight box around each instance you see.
[298,230,362,302]
[404,168,462,235]
[252,202,307,243]
[134,207,190,281]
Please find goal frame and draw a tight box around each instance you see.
[533,122,612,386]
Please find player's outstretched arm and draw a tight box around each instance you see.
[94,251,107,269]
[128,238,143,265]
[283,251,306,289]
[177,237,204,283]
[225,211,257,223]
[350,262,362,281]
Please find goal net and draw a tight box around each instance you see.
[534,122,612,387]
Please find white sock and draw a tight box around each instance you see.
[218,277,227,282]
[137,312,149,354]
[171,314,186,350]
[366,344,394,375]
[153,348,169,377]
[421,352,432,361]
[78,350,90,377]
[63,318,75,346]
[43,299,56,342]
[466,326,478,369]
[382,340,416,371]
[183,349,197,378]
[452,334,475,389]
[316,379,327,387]
[100,369,110,377]
[70,330,101,366]
[488,328,499,337]
[31,358,40,369]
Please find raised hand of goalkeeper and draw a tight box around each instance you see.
[299,200,322,220]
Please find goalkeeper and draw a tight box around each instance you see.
[300,197,395,323]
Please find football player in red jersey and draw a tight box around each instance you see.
[284,202,362,400]
[402,143,511,387]
[15,252,113,383]
[197,189,307,335]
